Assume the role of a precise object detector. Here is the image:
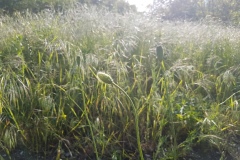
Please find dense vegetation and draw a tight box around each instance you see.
[0,2,240,160]
[152,0,240,25]
[0,0,136,14]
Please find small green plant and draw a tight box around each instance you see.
[97,71,144,160]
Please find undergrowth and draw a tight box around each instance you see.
[0,5,240,159]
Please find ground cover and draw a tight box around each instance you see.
[0,5,240,159]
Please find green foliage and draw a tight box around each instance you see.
[151,0,240,25]
[0,0,136,15]
[0,0,76,14]
[78,0,137,14]
[0,5,240,159]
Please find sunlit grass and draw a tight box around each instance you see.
[0,5,240,159]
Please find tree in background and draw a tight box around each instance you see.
[150,0,203,20]
[205,0,240,23]
[78,0,137,14]
[166,0,199,20]
[0,0,77,14]
[151,0,240,25]
[0,0,136,15]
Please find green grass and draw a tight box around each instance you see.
[0,5,240,159]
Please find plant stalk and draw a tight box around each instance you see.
[112,82,144,160]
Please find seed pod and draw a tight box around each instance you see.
[156,45,164,61]
[77,55,81,66]
[97,72,114,84]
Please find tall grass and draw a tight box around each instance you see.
[0,5,240,159]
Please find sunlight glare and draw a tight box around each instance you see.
[126,0,153,12]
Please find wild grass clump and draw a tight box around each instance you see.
[0,4,240,159]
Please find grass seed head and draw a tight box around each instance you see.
[97,72,114,84]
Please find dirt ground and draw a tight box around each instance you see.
[0,146,234,160]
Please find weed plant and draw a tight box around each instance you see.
[0,5,240,159]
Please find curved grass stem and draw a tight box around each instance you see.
[112,82,144,160]
[97,72,144,160]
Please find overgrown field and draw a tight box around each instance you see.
[0,5,240,160]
